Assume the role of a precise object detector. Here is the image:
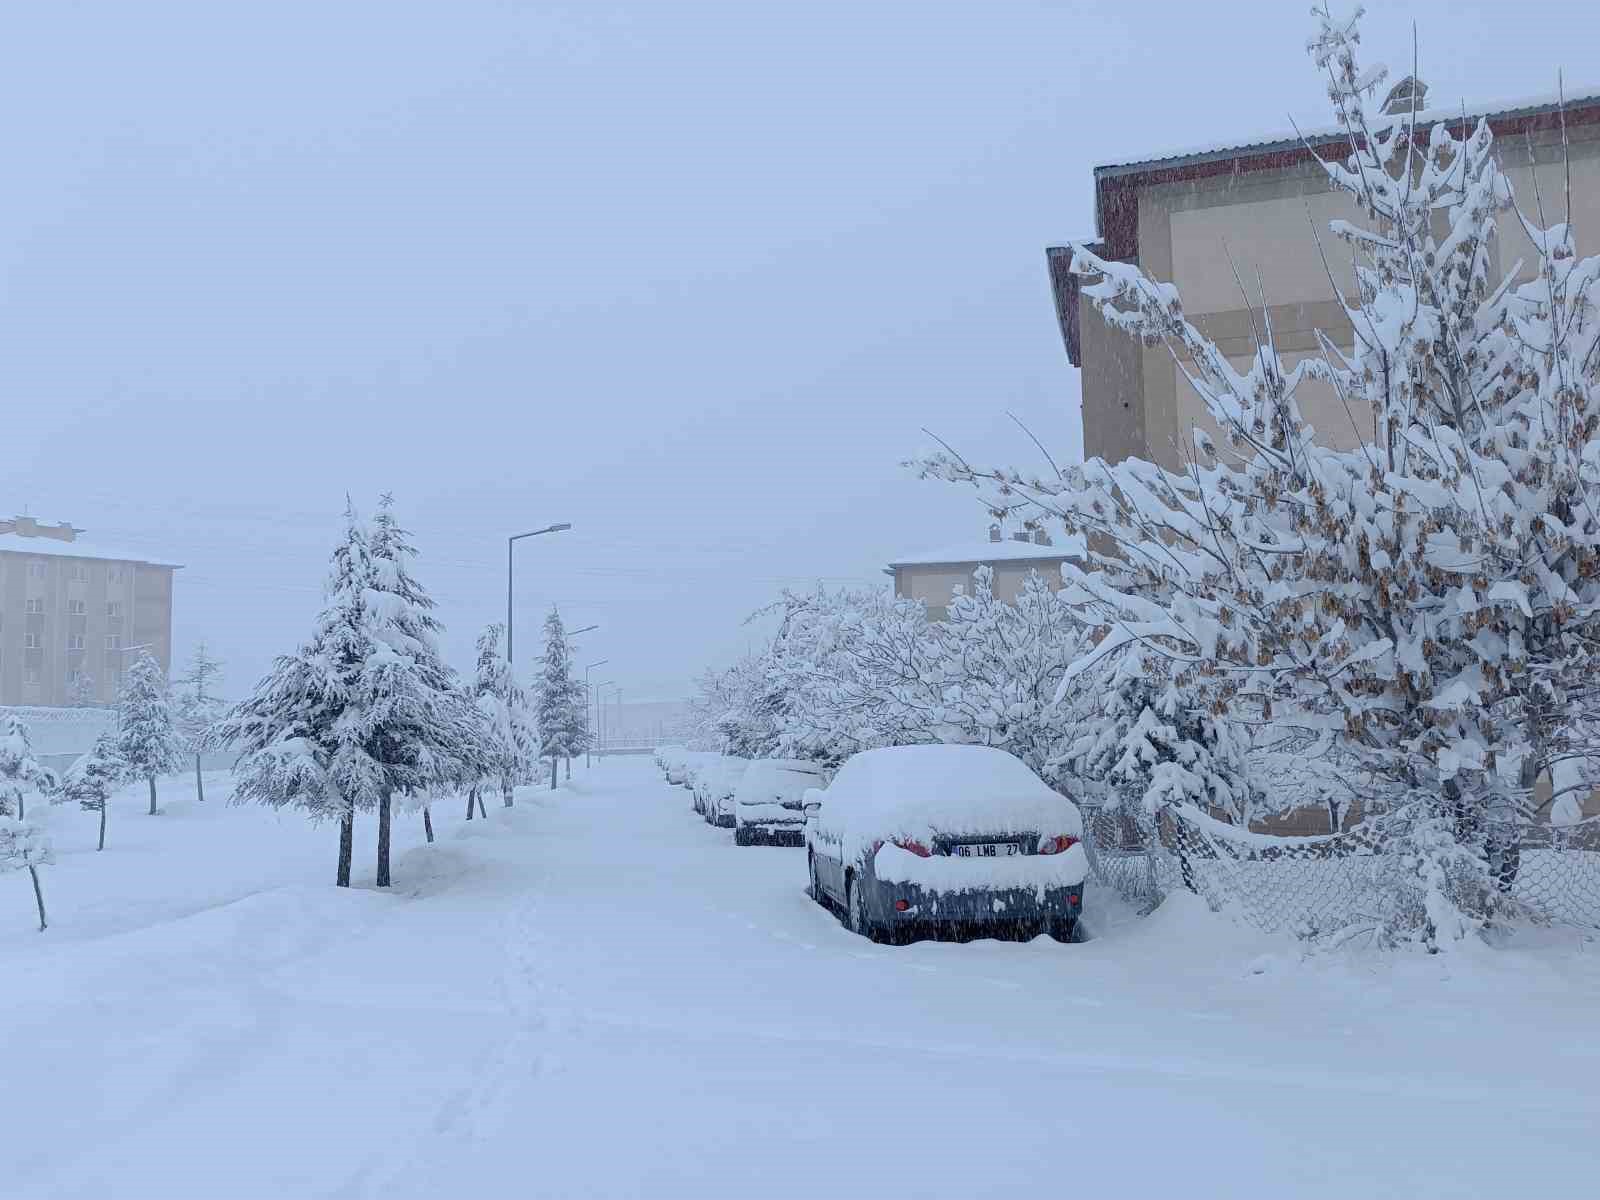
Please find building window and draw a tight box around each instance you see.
[105,635,121,650]
[24,632,41,649]
[67,634,85,651]
[25,598,44,614]
[106,601,123,618]
[69,599,87,615]
[108,567,123,583]
[27,561,47,579]
[69,564,89,581]
[24,666,40,685]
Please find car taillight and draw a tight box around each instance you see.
[892,838,932,858]
[1039,835,1079,855]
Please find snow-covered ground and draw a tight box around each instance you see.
[7,760,1600,1198]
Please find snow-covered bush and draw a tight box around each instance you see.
[916,9,1600,945]
[116,652,184,816]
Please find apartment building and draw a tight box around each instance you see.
[1048,79,1600,469]
[0,516,181,706]
[887,527,1082,621]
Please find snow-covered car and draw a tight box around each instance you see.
[734,758,826,846]
[663,748,700,787]
[656,745,685,779]
[697,757,750,827]
[804,744,1085,944]
[686,754,723,813]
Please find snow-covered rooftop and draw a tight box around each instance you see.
[1097,86,1600,178]
[0,533,182,569]
[888,536,1085,568]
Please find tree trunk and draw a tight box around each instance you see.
[502,775,513,808]
[195,754,205,803]
[466,786,476,820]
[565,756,571,782]
[376,790,392,888]
[16,789,23,821]
[476,790,488,819]
[28,864,47,932]
[423,806,435,844]
[550,756,558,790]
[337,809,354,887]
[147,775,158,816]
[97,801,107,852]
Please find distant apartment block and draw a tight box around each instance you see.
[887,527,1081,622]
[1048,79,1600,468]
[0,516,181,706]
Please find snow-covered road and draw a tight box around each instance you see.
[9,759,1600,1198]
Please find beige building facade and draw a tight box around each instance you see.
[1050,85,1600,471]
[0,517,180,707]
[888,529,1080,622]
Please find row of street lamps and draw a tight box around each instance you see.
[505,522,623,764]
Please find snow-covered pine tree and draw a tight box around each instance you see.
[0,714,56,931]
[534,608,585,789]
[67,672,98,709]
[173,642,225,803]
[116,651,184,816]
[358,494,485,885]
[473,622,536,808]
[1,714,57,824]
[213,505,376,886]
[1059,649,1253,824]
[917,8,1600,943]
[63,731,124,852]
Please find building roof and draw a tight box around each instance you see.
[1095,86,1600,181]
[0,532,182,569]
[1048,88,1600,367]
[888,536,1084,569]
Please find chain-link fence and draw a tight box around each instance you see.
[1080,801,1600,939]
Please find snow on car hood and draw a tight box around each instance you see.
[814,745,1082,864]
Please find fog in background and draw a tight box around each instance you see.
[3,0,1586,702]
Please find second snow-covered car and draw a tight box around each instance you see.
[696,756,749,826]
[805,744,1086,944]
[734,758,825,846]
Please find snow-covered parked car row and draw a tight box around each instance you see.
[654,743,1087,945]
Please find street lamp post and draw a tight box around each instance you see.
[585,660,609,767]
[506,523,571,668]
[593,682,615,760]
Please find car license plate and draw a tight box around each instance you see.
[953,842,1019,858]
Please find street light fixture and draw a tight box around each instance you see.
[506,523,572,666]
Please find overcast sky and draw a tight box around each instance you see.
[3,0,1591,701]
